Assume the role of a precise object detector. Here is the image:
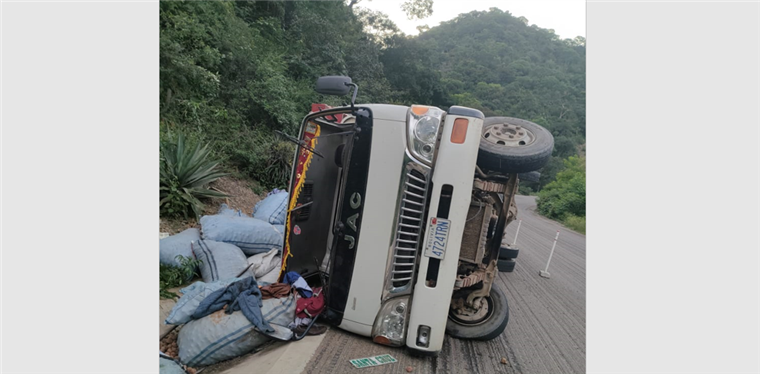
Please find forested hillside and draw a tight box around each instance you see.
[379,9,586,188]
[159,1,585,225]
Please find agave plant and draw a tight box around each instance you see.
[160,134,228,219]
[261,140,295,189]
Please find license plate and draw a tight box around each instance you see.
[424,217,450,260]
[349,354,397,368]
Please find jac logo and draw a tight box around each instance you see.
[343,192,361,249]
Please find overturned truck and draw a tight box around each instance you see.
[279,76,553,355]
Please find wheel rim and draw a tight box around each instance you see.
[449,296,494,326]
[482,122,536,147]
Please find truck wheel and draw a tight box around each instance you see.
[477,117,554,174]
[446,286,509,340]
[499,246,519,260]
[518,171,541,183]
[497,259,516,272]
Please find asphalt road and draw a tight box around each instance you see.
[305,195,586,374]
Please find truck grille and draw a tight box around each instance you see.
[390,167,429,290]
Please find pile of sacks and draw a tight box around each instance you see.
[159,191,294,368]
[159,191,289,285]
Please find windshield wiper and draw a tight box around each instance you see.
[275,130,324,158]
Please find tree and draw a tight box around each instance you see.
[380,35,446,105]
[355,8,402,45]
[347,0,364,9]
[402,0,433,20]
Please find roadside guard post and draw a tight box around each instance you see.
[511,219,522,246]
[539,230,560,279]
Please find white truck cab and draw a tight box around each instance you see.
[280,76,553,355]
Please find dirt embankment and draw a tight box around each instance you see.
[160,176,266,235]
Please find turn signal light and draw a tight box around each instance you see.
[373,336,392,346]
[451,118,469,144]
[411,105,430,115]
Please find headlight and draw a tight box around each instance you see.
[414,116,439,143]
[407,105,445,165]
[371,296,410,347]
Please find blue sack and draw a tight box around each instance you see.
[200,214,283,256]
[159,356,189,374]
[160,228,200,268]
[164,278,242,325]
[217,203,245,217]
[252,192,289,225]
[178,295,296,367]
[192,240,254,283]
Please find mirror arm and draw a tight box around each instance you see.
[345,82,358,110]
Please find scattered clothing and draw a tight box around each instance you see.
[295,287,325,319]
[283,271,313,298]
[260,283,291,300]
[192,277,274,334]
[292,323,327,336]
[288,316,312,329]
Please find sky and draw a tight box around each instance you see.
[358,0,586,40]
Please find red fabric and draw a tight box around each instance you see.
[260,283,291,300]
[295,287,325,318]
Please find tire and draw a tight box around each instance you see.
[477,117,554,174]
[446,286,509,340]
[499,246,519,260]
[497,259,516,272]
[518,171,541,183]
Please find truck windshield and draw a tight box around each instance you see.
[282,108,367,281]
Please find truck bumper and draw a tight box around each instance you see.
[405,112,484,352]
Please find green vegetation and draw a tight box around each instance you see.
[160,133,228,219]
[537,156,586,233]
[563,214,586,234]
[400,8,586,190]
[160,1,396,189]
[159,1,586,214]
[160,255,203,299]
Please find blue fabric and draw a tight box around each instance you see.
[178,295,296,366]
[252,192,289,225]
[160,228,200,269]
[192,277,274,334]
[164,278,242,325]
[193,240,254,283]
[159,356,188,374]
[200,215,283,256]
[284,271,313,298]
[217,203,244,217]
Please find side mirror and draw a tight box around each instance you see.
[315,76,352,96]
